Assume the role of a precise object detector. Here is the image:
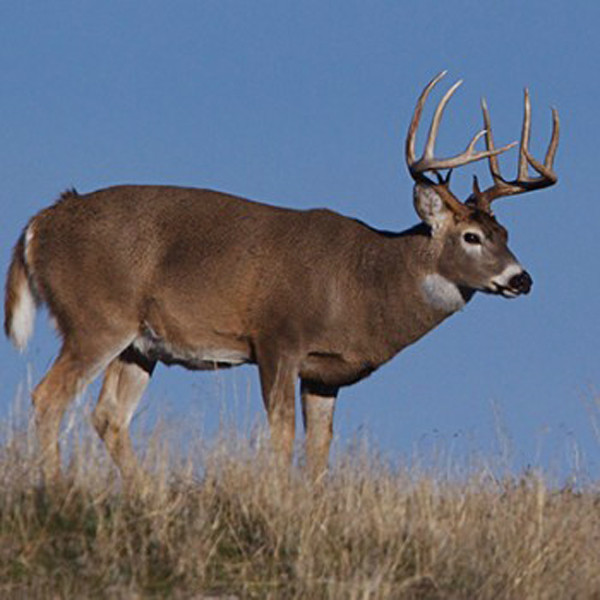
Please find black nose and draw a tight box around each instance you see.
[509,270,533,294]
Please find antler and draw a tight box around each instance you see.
[406,71,516,184]
[470,89,559,212]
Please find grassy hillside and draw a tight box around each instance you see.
[0,404,598,599]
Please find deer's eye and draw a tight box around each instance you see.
[463,232,482,245]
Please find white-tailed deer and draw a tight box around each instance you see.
[5,72,558,484]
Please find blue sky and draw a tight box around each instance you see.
[1,2,597,478]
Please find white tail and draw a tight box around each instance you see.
[4,233,36,351]
[4,73,559,483]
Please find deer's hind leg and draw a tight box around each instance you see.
[92,346,155,485]
[32,338,127,485]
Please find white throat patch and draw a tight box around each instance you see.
[421,274,466,313]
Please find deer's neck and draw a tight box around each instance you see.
[363,226,474,357]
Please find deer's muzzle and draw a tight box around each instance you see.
[508,270,532,295]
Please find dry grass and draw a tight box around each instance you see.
[0,401,599,599]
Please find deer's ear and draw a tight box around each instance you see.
[413,184,453,234]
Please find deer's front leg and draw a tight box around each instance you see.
[257,350,298,467]
[301,380,337,481]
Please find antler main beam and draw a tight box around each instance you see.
[406,71,516,182]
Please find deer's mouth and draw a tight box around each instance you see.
[490,283,520,298]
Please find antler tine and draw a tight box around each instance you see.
[406,70,447,171]
[476,97,516,211]
[407,73,516,181]
[545,107,560,166]
[525,106,559,181]
[481,97,504,184]
[517,88,532,180]
[473,89,560,210]
[423,79,463,161]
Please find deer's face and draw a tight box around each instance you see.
[414,183,532,299]
[438,209,532,297]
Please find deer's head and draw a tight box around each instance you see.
[406,72,558,299]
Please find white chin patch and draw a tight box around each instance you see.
[421,274,465,313]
